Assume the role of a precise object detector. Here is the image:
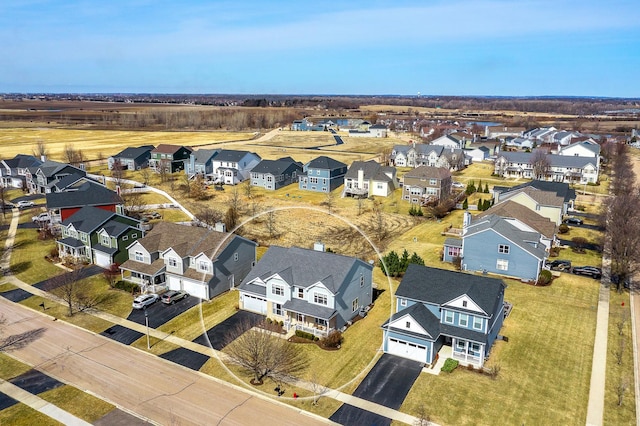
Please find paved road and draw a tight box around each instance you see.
[0,298,330,426]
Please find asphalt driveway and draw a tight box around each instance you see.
[159,347,210,371]
[0,393,18,411]
[329,354,423,425]
[127,295,199,329]
[193,310,264,350]
[10,369,64,394]
[100,325,144,345]
[0,287,34,303]
[33,265,103,290]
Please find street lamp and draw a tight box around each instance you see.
[144,307,150,349]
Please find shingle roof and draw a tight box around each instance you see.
[46,180,122,209]
[381,303,441,340]
[560,140,601,156]
[478,200,556,239]
[306,156,347,171]
[395,264,506,318]
[240,246,371,294]
[466,214,547,259]
[494,180,576,204]
[404,165,451,180]
[191,149,220,164]
[2,154,42,170]
[443,238,462,248]
[214,149,257,162]
[62,206,118,233]
[344,160,395,183]
[251,157,302,175]
[152,144,190,154]
[501,186,565,208]
[31,161,84,178]
[113,145,154,160]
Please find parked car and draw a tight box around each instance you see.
[572,266,602,279]
[132,293,159,309]
[546,259,572,271]
[161,290,189,305]
[563,217,583,226]
[32,212,51,223]
[148,211,161,219]
[452,182,465,189]
[16,200,35,209]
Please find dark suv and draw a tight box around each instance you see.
[546,259,572,271]
[572,266,602,279]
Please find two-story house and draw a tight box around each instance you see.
[211,149,261,185]
[461,212,547,281]
[298,156,348,192]
[119,222,257,299]
[25,161,86,194]
[45,178,124,224]
[185,149,220,179]
[57,206,143,268]
[494,151,598,184]
[238,245,373,337]
[493,181,576,225]
[107,145,154,171]
[342,160,397,198]
[391,144,466,170]
[402,166,451,204]
[148,144,193,173]
[0,154,42,189]
[382,264,506,367]
[250,157,303,190]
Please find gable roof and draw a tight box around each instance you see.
[240,246,371,294]
[191,149,220,164]
[46,180,122,209]
[404,165,451,180]
[395,264,505,317]
[465,214,547,259]
[381,303,441,339]
[344,160,395,182]
[113,145,155,160]
[62,206,118,233]
[478,200,556,239]
[560,140,601,156]
[495,180,575,205]
[214,149,257,163]
[152,144,191,155]
[306,156,347,171]
[2,154,42,170]
[30,161,84,178]
[251,157,303,175]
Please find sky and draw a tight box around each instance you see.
[1,0,639,97]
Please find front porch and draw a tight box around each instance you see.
[57,238,90,263]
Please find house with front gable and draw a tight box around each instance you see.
[493,181,576,225]
[0,154,42,189]
[558,139,601,168]
[382,264,506,367]
[148,144,193,173]
[298,156,347,192]
[25,161,86,194]
[57,206,143,268]
[119,222,256,299]
[494,151,598,184]
[238,245,373,337]
[402,166,451,204]
[45,178,124,223]
[185,149,220,179]
[430,134,465,149]
[342,160,397,198]
[107,145,154,171]
[250,157,303,190]
[211,149,261,185]
[390,144,466,170]
[461,212,548,281]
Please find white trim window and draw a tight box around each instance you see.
[314,292,328,306]
[198,260,210,273]
[134,251,144,262]
[473,316,483,330]
[400,298,407,307]
[352,298,359,312]
[496,259,509,271]
[459,313,468,327]
[444,310,454,324]
[272,284,284,296]
[498,244,510,254]
[101,235,110,246]
[167,257,178,268]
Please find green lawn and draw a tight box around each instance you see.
[0,354,32,380]
[9,228,61,284]
[39,386,115,423]
[399,274,599,425]
[0,403,61,426]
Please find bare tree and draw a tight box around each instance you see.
[617,377,631,406]
[46,268,104,316]
[158,159,170,183]
[616,310,630,336]
[356,196,365,216]
[370,198,388,243]
[189,175,208,200]
[414,403,431,426]
[324,191,335,214]
[103,263,120,288]
[140,167,151,186]
[225,320,308,384]
[63,143,84,166]
[531,149,550,180]
[122,186,145,218]
[266,208,278,238]
[244,181,254,199]
[229,185,242,214]
[613,336,625,365]
[0,185,7,221]
[32,139,48,160]
[225,206,239,231]
[196,206,223,228]
[111,160,125,188]
[309,371,328,406]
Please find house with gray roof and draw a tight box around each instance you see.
[120,221,257,299]
[57,206,143,268]
[211,149,261,185]
[238,245,373,337]
[185,149,220,178]
[461,212,548,281]
[343,160,397,198]
[390,143,466,170]
[107,145,154,171]
[494,151,598,183]
[45,178,123,224]
[25,160,86,194]
[149,144,193,173]
[493,180,576,223]
[298,156,347,192]
[382,264,506,367]
[0,154,42,189]
[250,157,303,190]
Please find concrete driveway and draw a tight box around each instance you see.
[127,294,199,329]
[330,354,423,425]
[193,310,264,350]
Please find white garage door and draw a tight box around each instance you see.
[387,337,428,363]
[167,276,209,300]
[242,294,267,314]
[93,251,112,268]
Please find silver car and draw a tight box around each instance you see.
[132,293,159,309]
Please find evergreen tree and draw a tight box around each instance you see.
[400,249,410,272]
[409,252,425,266]
[380,250,401,277]
[484,183,489,193]
[483,199,491,210]
[462,198,468,209]
[477,199,482,211]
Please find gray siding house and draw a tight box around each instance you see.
[238,245,373,337]
[298,156,347,192]
[250,157,303,190]
[185,149,220,178]
[107,145,154,171]
[0,154,42,189]
[382,264,506,367]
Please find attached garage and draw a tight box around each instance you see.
[93,250,113,269]
[387,337,428,363]
[242,294,267,315]
[167,275,209,300]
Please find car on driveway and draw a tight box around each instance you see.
[32,212,51,223]
[546,259,572,271]
[564,216,583,225]
[452,182,465,189]
[161,290,189,305]
[16,200,35,209]
[572,266,602,279]
[132,293,159,309]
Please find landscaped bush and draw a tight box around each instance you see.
[441,358,459,373]
[295,330,318,341]
[537,269,553,286]
[321,330,343,349]
[558,223,570,234]
[114,280,139,293]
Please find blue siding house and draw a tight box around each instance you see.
[442,238,462,262]
[299,156,347,192]
[461,213,547,281]
[250,157,303,190]
[382,264,506,367]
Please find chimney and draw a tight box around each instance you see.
[463,211,472,228]
[357,168,364,187]
[313,242,325,252]
[41,155,47,162]
[214,222,226,232]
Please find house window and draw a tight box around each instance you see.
[79,233,87,242]
[462,300,467,308]
[444,310,454,324]
[405,321,411,329]
[132,233,137,238]
[272,303,282,316]
[400,298,407,307]
[459,313,468,327]
[448,246,460,257]
[469,342,481,356]
[168,257,177,267]
[496,259,509,271]
[234,253,238,261]
[377,183,383,189]
[314,292,327,306]
[101,235,110,246]
[315,318,327,327]
[134,251,144,262]
[123,235,128,241]
[360,274,364,287]
[429,178,437,185]
[316,170,320,175]
[309,177,318,184]
[297,288,304,298]
[352,298,359,312]
[266,175,273,182]
[473,317,483,330]
[456,340,466,351]
[272,284,284,296]
[498,244,510,254]
[199,260,210,272]
[296,313,304,322]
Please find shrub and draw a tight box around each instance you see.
[114,280,139,293]
[441,358,459,373]
[537,269,553,286]
[295,330,316,341]
[558,223,570,234]
[452,256,462,270]
[321,331,343,348]
[571,236,588,253]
